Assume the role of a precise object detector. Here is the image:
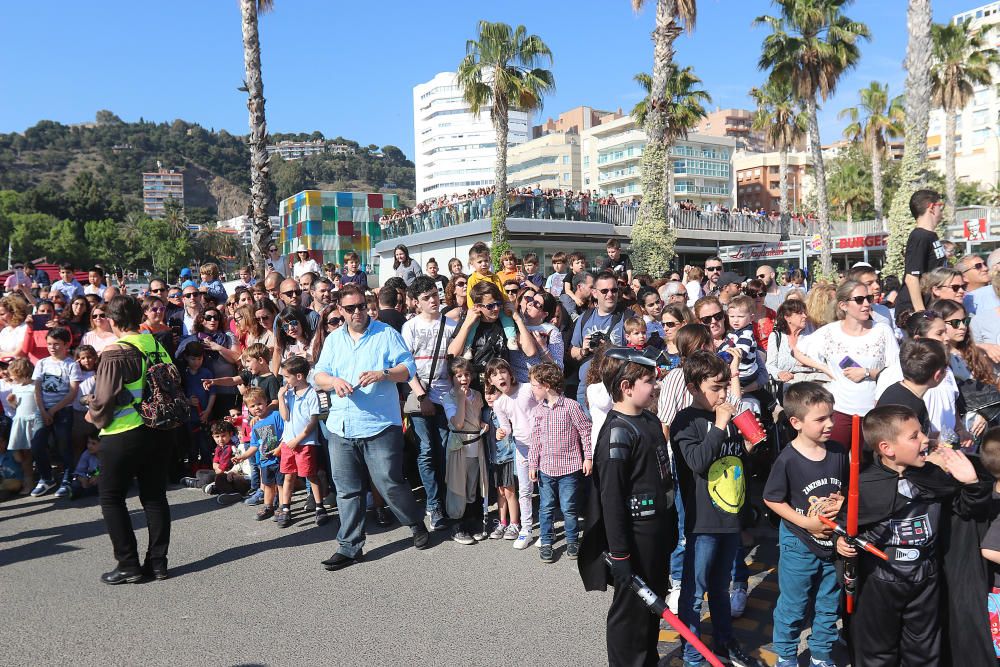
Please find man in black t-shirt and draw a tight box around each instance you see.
[896,189,946,313]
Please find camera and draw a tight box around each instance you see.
[589,330,610,350]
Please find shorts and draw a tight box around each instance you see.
[260,463,283,486]
[493,459,516,488]
[279,444,318,478]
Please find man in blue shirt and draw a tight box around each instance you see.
[312,283,430,571]
[569,270,625,412]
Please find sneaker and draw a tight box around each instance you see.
[489,521,507,540]
[512,529,533,550]
[453,529,475,545]
[54,482,72,499]
[275,508,292,528]
[180,476,199,488]
[472,528,489,541]
[539,544,554,563]
[255,506,274,521]
[566,543,579,560]
[30,479,57,497]
[503,523,520,540]
[203,482,215,495]
[775,660,797,667]
[730,585,748,618]
[304,495,317,512]
[315,506,330,527]
[716,639,762,667]
[217,493,243,505]
[243,489,264,505]
[809,659,836,667]
[667,578,681,615]
[429,508,446,531]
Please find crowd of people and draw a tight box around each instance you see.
[7,187,1000,666]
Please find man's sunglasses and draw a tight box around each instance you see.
[963,262,985,272]
[283,289,302,297]
[598,287,619,295]
[699,311,726,325]
[755,274,767,280]
[182,293,198,299]
[705,266,722,272]
[341,303,365,314]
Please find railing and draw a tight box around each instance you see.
[787,218,886,238]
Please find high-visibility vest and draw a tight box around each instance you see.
[100,333,163,437]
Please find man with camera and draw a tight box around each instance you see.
[570,270,625,416]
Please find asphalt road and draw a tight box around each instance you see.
[0,487,611,667]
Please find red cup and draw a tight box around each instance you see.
[732,409,766,446]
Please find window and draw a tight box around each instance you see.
[769,166,779,174]
[563,173,571,182]
[975,88,991,107]
[974,128,989,146]
[973,109,989,126]
[562,155,570,164]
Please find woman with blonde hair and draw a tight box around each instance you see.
[919,266,966,305]
[234,302,273,350]
[684,265,704,307]
[805,283,837,329]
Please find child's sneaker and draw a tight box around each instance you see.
[30,479,57,497]
[716,639,762,667]
[488,520,507,540]
[512,529,533,550]
[503,523,520,540]
[180,476,199,488]
[203,482,215,495]
[275,508,292,528]
[243,489,264,505]
[566,543,579,559]
[667,578,681,614]
[539,544,554,563]
[315,506,330,527]
[775,659,797,667]
[472,529,489,541]
[216,493,243,505]
[255,506,274,521]
[452,529,475,545]
[809,659,835,667]
[54,482,73,499]
[304,495,317,512]
[730,584,748,618]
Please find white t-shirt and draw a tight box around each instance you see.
[0,323,27,358]
[32,357,82,409]
[685,280,703,307]
[802,321,900,416]
[73,371,97,412]
[586,383,613,447]
[292,259,322,280]
[401,315,458,405]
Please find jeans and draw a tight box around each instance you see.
[670,474,686,581]
[732,545,750,587]
[680,532,739,663]
[538,470,582,546]
[772,522,840,661]
[328,425,424,558]
[31,406,73,483]
[409,403,449,514]
[98,426,171,571]
[248,460,260,493]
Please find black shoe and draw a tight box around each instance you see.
[275,509,292,529]
[101,568,144,585]
[566,543,579,560]
[539,544,554,563]
[304,495,317,512]
[315,506,330,527]
[412,523,430,550]
[322,551,362,571]
[141,561,169,581]
[717,639,763,667]
[374,506,394,527]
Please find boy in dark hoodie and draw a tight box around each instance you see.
[838,404,990,666]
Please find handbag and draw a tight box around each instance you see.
[958,377,1000,423]
[403,315,446,415]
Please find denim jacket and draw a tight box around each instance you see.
[484,407,515,465]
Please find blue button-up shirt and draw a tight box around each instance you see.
[313,319,416,439]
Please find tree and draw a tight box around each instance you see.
[750,77,807,217]
[83,219,125,266]
[271,156,308,201]
[931,21,999,224]
[885,0,934,278]
[457,20,555,267]
[240,0,274,279]
[756,0,870,276]
[629,0,698,277]
[827,160,870,224]
[632,65,712,205]
[839,82,905,224]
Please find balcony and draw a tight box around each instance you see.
[599,166,640,184]
[595,130,645,151]
[597,147,644,167]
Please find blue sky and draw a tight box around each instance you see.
[0,0,976,159]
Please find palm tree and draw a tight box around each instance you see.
[756,0,870,277]
[240,0,274,280]
[456,21,554,265]
[828,160,871,225]
[932,21,1000,223]
[838,82,905,225]
[885,0,933,278]
[632,64,712,204]
[749,77,807,217]
[629,0,697,277]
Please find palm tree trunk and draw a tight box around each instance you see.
[846,203,854,226]
[778,147,789,215]
[490,88,510,268]
[871,146,884,225]
[631,0,680,277]
[806,97,832,276]
[944,108,957,227]
[241,0,272,280]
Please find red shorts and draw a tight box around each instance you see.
[279,444,318,478]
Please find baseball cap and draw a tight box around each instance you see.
[718,271,745,289]
[179,268,192,278]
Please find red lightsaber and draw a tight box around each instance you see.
[818,515,888,561]
[604,555,724,667]
[846,414,861,614]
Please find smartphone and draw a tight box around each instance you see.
[31,314,51,330]
[839,355,861,369]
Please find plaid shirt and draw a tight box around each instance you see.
[528,395,592,476]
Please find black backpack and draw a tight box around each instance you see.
[118,339,191,430]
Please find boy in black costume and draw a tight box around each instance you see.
[579,347,677,667]
[837,404,990,667]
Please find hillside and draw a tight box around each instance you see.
[0,111,416,218]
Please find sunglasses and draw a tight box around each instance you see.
[327,317,344,327]
[283,290,302,297]
[963,262,986,272]
[203,314,220,322]
[341,303,365,314]
[598,287,619,295]
[255,314,271,322]
[268,247,278,252]
[505,289,519,295]
[479,302,501,311]
[455,281,467,288]
[663,320,682,328]
[943,283,968,292]
[182,293,198,299]
[147,306,165,313]
[168,293,182,299]
[150,287,165,293]
[699,311,726,324]
[281,320,300,330]
[744,290,763,299]
[848,295,874,305]
[944,316,971,328]
[92,313,108,320]
[705,266,722,272]
[755,274,767,279]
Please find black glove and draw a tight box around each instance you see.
[608,553,633,588]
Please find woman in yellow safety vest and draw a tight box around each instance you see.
[87,295,172,585]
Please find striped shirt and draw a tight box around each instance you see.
[528,395,592,477]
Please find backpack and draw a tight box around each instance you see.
[118,339,191,430]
